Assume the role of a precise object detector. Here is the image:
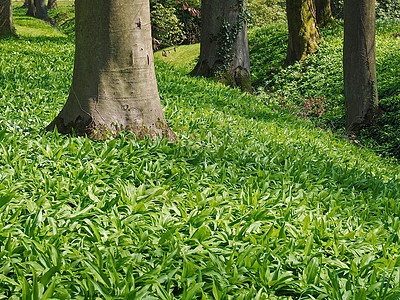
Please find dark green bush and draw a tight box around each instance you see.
[150,0,201,45]
[330,0,344,19]
[376,0,400,19]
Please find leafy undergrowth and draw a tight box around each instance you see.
[248,20,400,160]
[2,15,400,300]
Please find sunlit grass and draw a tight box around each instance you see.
[154,43,200,73]
[12,2,65,38]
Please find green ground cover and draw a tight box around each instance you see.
[1,5,400,299]
[248,21,400,159]
[158,21,400,160]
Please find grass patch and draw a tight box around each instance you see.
[154,43,200,74]
[1,6,400,299]
[11,1,75,38]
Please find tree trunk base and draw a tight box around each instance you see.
[46,115,177,141]
[190,60,214,78]
[0,0,17,38]
[220,66,252,92]
[191,60,251,92]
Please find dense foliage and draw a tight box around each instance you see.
[331,0,400,20]
[148,0,288,48]
[150,0,201,47]
[1,4,400,298]
[376,0,400,19]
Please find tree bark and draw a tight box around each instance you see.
[22,0,29,8]
[26,0,35,16]
[315,0,334,27]
[0,0,16,37]
[286,0,320,65]
[47,0,176,141]
[344,0,378,134]
[190,0,251,91]
[47,0,57,10]
[26,0,49,21]
[34,0,49,21]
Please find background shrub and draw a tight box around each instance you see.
[247,0,286,27]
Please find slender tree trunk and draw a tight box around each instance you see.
[344,0,378,134]
[47,0,176,141]
[315,0,334,27]
[190,0,251,91]
[47,0,57,10]
[0,0,16,37]
[22,0,29,8]
[286,0,320,65]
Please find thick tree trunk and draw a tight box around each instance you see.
[190,0,251,91]
[344,0,378,134]
[27,0,49,21]
[0,0,16,37]
[47,0,57,10]
[47,0,176,141]
[34,0,49,21]
[315,0,334,27]
[26,0,35,16]
[286,0,320,65]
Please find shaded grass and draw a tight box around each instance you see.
[11,1,75,38]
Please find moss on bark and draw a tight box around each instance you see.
[285,0,320,65]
